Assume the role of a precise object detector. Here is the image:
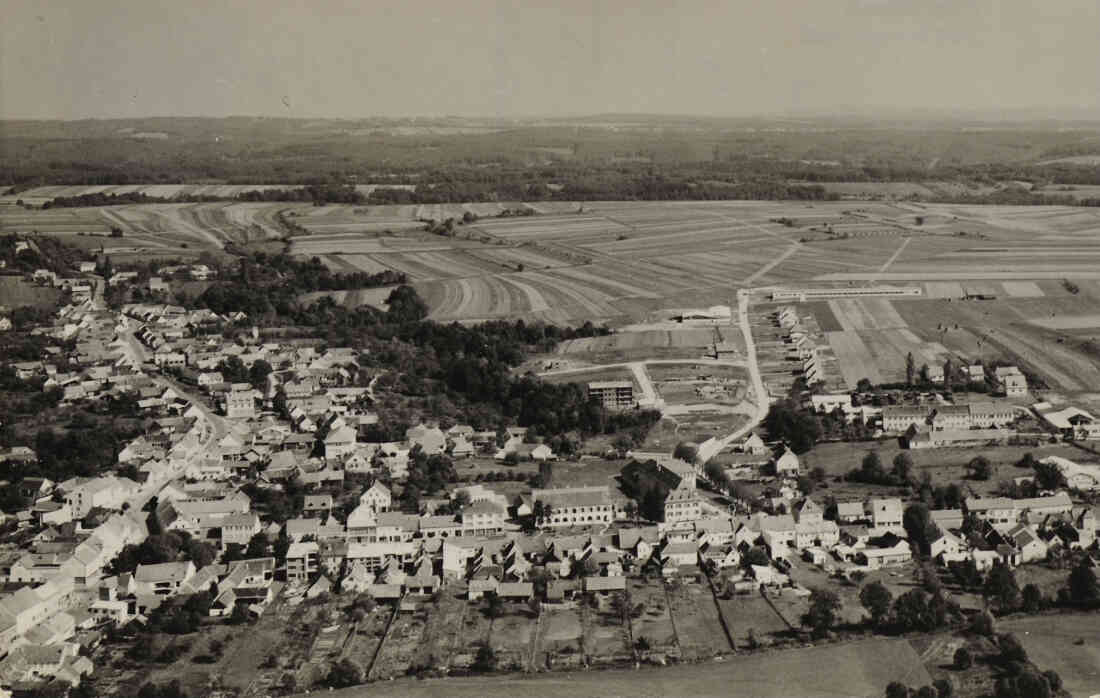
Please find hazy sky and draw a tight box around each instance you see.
[2,0,1097,120]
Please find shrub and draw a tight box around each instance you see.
[998,633,1028,664]
[953,647,972,670]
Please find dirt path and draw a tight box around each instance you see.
[745,243,800,285]
[695,290,769,464]
[868,236,913,284]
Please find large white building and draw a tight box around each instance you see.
[532,486,618,528]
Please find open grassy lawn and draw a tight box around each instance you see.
[315,636,934,698]
[0,275,61,309]
[1001,613,1100,698]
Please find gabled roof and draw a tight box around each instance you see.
[135,561,193,583]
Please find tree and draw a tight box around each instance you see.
[228,602,251,625]
[472,644,498,673]
[1066,560,1100,605]
[326,658,364,688]
[903,503,937,554]
[953,647,972,670]
[484,590,503,619]
[763,401,822,454]
[892,452,914,483]
[801,588,841,639]
[906,352,916,386]
[997,632,1028,663]
[611,434,633,456]
[860,581,893,629]
[886,681,910,698]
[1032,460,1066,490]
[969,610,995,637]
[673,441,698,463]
[892,589,938,632]
[248,359,273,390]
[743,546,770,567]
[943,359,954,391]
[385,285,429,324]
[860,450,885,480]
[1010,671,1052,698]
[1020,583,1043,613]
[933,678,954,698]
[983,563,1020,613]
[623,500,638,522]
[966,456,992,481]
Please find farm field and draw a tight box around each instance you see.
[1,201,306,261]
[318,636,933,698]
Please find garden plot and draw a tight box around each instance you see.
[535,607,585,669]
[665,582,729,659]
[627,580,678,657]
[489,608,539,671]
[370,605,430,679]
[581,599,631,664]
[342,607,390,672]
[410,592,468,672]
[716,595,794,644]
[450,599,495,671]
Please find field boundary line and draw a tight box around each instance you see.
[442,596,469,671]
[661,581,684,657]
[527,605,542,672]
[366,599,401,680]
[867,236,913,285]
[758,588,797,632]
[703,572,736,652]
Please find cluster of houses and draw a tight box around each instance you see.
[0,276,1094,693]
[927,492,1095,569]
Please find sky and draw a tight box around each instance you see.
[1,0,1098,120]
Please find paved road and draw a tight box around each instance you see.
[627,361,659,406]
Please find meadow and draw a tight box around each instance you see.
[314,636,933,698]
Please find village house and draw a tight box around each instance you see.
[286,542,320,582]
[869,498,904,533]
[134,561,196,597]
[836,501,867,524]
[60,475,140,518]
[303,494,334,517]
[772,446,800,477]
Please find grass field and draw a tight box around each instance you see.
[0,276,62,309]
[314,636,933,698]
[1001,614,1100,698]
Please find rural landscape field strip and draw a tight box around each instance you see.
[825,330,884,387]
